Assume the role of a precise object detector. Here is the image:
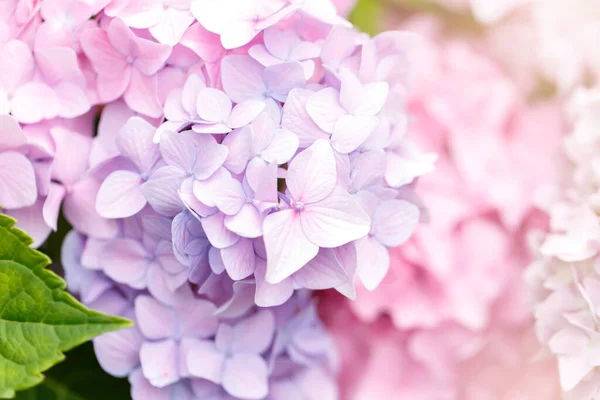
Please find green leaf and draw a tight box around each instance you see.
[349,0,383,36]
[14,342,130,400]
[0,214,131,399]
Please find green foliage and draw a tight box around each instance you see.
[14,342,130,400]
[0,214,131,398]
[350,0,383,35]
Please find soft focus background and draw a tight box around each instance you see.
[17,0,574,398]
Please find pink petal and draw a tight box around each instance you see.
[42,182,66,231]
[94,327,143,377]
[0,40,34,94]
[196,87,232,123]
[177,298,218,338]
[301,186,371,248]
[263,27,299,60]
[214,281,255,319]
[263,62,305,102]
[201,212,240,249]
[355,235,389,290]
[180,74,206,116]
[222,126,252,175]
[261,128,299,164]
[140,340,179,388]
[371,199,419,247]
[355,81,389,116]
[135,294,176,340]
[149,7,194,46]
[192,167,231,208]
[11,82,60,123]
[286,139,336,204]
[80,28,127,74]
[125,69,163,118]
[263,209,318,284]
[227,100,265,129]
[159,131,196,170]
[185,339,226,383]
[141,166,186,216]
[225,203,264,238]
[292,247,348,290]
[164,89,188,122]
[190,135,229,179]
[96,170,146,219]
[231,309,275,353]
[63,176,119,239]
[97,66,132,103]
[0,151,37,209]
[54,82,91,119]
[221,55,266,103]
[0,115,26,151]
[331,114,378,154]
[221,238,256,280]
[222,354,269,399]
[281,88,330,148]
[179,22,225,63]
[117,116,160,173]
[213,177,246,216]
[306,87,345,133]
[128,369,170,400]
[245,158,278,206]
[254,258,294,307]
[248,44,281,67]
[50,127,92,185]
[103,238,150,288]
[35,46,85,87]
[6,199,51,248]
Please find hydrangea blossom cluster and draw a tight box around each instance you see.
[64,230,338,400]
[432,0,600,92]
[318,17,563,399]
[526,87,600,400]
[0,0,435,398]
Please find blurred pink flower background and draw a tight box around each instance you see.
[318,2,573,398]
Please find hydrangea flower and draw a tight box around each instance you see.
[2,1,432,399]
[527,87,600,399]
[318,17,564,400]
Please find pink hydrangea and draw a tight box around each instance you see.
[0,1,435,399]
[527,86,600,399]
[319,18,564,399]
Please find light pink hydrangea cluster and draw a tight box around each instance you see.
[0,0,437,398]
[527,87,600,400]
[319,17,563,399]
[434,0,600,92]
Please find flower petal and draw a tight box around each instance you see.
[140,340,179,388]
[221,55,266,103]
[371,199,419,247]
[0,151,37,209]
[301,186,371,248]
[201,212,240,249]
[117,116,160,173]
[292,248,348,290]
[263,209,318,284]
[222,354,269,400]
[11,82,60,123]
[196,87,232,123]
[306,87,345,133]
[355,235,390,290]
[103,238,149,288]
[221,238,256,280]
[185,339,226,384]
[96,170,146,219]
[286,139,336,204]
[331,114,378,154]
